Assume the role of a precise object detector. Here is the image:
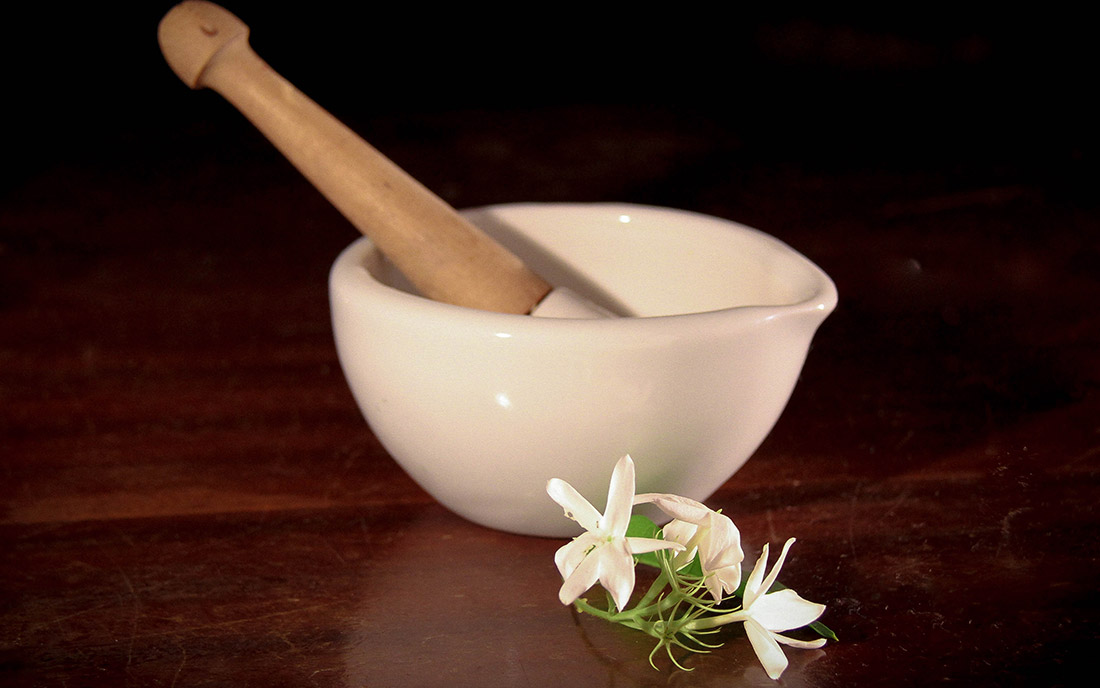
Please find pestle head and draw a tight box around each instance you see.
[158,0,250,89]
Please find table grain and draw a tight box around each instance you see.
[3,4,1096,686]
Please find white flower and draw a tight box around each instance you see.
[740,538,827,680]
[547,455,684,611]
[634,492,744,602]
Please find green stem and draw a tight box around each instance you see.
[574,598,634,623]
[574,549,743,642]
[572,569,680,624]
[684,608,746,631]
[633,570,669,610]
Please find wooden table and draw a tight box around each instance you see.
[3,5,1096,686]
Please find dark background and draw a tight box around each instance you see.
[8,3,1094,194]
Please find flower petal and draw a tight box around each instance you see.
[744,618,790,680]
[772,632,828,650]
[703,572,724,603]
[597,537,637,612]
[703,562,743,602]
[749,588,826,633]
[602,455,637,537]
[625,536,685,555]
[554,532,600,579]
[660,519,698,550]
[758,538,796,604]
[633,492,712,524]
[742,543,771,607]
[547,478,602,532]
[697,512,743,572]
[557,540,602,605]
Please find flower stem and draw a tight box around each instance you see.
[684,609,746,631]
[634,570,669,610]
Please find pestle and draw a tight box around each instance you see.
[157,1,610,317]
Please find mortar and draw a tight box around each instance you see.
[330,202,837,537]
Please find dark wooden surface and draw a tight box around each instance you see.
[3,4,1097,686]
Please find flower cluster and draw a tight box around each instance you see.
[547,455,833,680]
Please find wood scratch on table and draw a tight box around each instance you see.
[308,667,341,683]
[1064,444,1100,469]
[170,645,187,688]
[101,544,142,669]
[42,602,113,629]
[120,579,140,669]
[996,507,1031,557]
[882,486,912,520]
[847,487,861,559]
[126,616,138,668]
[519,658,535,688]
[127,604,335,641]
[273,629,297,651]
[321,536,347,566]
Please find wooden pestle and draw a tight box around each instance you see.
[157,1,553,314]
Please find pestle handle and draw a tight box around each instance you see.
[157,1,552,314]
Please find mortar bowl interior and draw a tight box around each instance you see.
[329,203,837,537]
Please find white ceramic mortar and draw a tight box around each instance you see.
[330,203,837,537]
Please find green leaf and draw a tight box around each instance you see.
[626,513,659,539]
[627,514,664,568]
[809,620,838,642]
